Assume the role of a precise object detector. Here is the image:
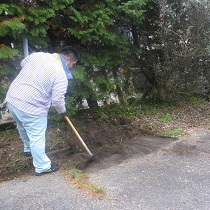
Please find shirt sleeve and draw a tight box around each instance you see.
[51,77,68,114]
[20,54,35,67]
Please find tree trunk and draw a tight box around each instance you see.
[116,85,125,105]
[86,97,99,109]
[156,82,172,102]
[112,69,126,105]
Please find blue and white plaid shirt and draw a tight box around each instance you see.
[6,52,68,116]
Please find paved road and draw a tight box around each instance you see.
[1,127,210,210]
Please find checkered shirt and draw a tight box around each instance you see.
[6,52,68,116]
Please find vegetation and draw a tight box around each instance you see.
[1,96,210,183]
[1,0,209,191]
[0,0,209,110]
[65,167,105,197]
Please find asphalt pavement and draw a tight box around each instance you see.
[0,127,210,210]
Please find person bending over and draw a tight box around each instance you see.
[6,46,80,176]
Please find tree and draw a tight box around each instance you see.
[0,3,25,99]
[50,0,148,107]
[0,0,148,108]
[0,0,74,99]
[133,0,210,102]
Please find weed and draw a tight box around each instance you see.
[0,128,19,144]
[146,124,153,130]
[85,184,105,196]
[159,114,174,123]
[186,96,206,104]
[14,149,24,158]
[162,128,183,137]
[146,123,160,130]
[45,123,69,151]
[63,160,85,170]
[66,168,105,197]
[67,168,87,185]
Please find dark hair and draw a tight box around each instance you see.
[60,46,80,61]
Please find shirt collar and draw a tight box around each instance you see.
[58,54,73,80]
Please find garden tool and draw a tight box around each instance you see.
[64,115,95,163]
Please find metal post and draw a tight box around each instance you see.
[23,36,29,58]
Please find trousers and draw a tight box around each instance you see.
[7,102,51,173]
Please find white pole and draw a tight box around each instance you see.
[21,0,29,58]
[23,36,29,58]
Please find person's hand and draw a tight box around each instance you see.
[61,112,67,117]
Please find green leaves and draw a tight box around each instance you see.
[68,4,114,43]
[26,7,55,24]
[0,4,25,38]
[117,0,147,22]
[0,4,23,16]
[0,4,9,14]
[0,0,149,106]
[0,45,18,59]
[51,0,74,10]
[0,18,25,38]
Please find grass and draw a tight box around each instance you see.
[66,167,105,197]
[0,127,19,143]
[1,96,210,182]
[159,114,174,123]
[146,123,160,131]
[161,128,184,137]
[63,160,106,196]
[45,123,70,152]
[136,97,210,136]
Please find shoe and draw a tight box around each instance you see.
[23,152,32,157]
[35,164,60,176]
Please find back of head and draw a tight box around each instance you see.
[60,46,80,62]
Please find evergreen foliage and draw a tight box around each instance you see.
[0,0,209,107]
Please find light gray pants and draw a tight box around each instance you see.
[7,102,51,173]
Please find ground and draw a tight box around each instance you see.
[1,100,210,182]
[0,115,149,182]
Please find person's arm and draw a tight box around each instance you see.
[20,53,35,68]
[51,77,68,114]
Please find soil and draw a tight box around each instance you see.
[1,101,210,182]
[0,115,152,182]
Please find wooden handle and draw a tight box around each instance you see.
[64,116,92,155]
